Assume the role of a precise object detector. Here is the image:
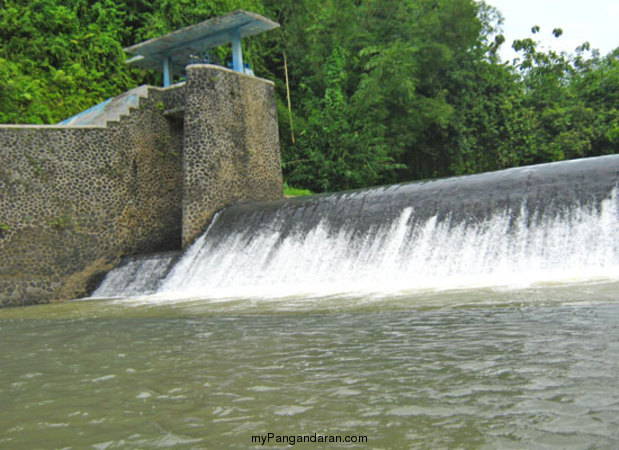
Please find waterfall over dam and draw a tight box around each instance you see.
[93,155,619,301]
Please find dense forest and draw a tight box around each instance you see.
[1,0,618,192]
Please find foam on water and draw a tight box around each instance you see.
[92,251,180,297]
[92,156,619,304]
[150,188,618,302]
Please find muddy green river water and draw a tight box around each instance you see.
[1,283,619,449]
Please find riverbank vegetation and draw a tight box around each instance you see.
[1,0,617,192]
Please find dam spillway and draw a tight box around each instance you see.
[93,155,619,301]
[4,155,619,450]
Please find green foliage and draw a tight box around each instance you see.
[511,32,619,162]
[0,0,133,123]
[0,0,266,124]
[283,183,313,197]
[1,0,617,191]
[284,44,404,192]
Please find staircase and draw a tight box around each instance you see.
[57,85,150,127]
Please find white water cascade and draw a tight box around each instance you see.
[155,189,619,300]
[92,156,619,301]
[92,251,180,297]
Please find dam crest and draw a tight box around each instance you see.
[94,155,619,301]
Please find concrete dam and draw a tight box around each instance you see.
[2,10,618,307]
[93,155,619,300]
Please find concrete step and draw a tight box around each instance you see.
[57,85,150,127]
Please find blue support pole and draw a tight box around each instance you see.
[231,29,243,73]
[163,55,171,87]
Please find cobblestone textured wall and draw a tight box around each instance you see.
[0,67,283,307]
[183,65,283,247]
[0,86,184,306]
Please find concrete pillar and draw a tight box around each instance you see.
[231,29,244,73]
[163,55,171,87]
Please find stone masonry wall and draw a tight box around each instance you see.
[183,65,283,246]
[0,66,283,307]
[0,85,184,306]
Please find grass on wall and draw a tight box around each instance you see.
[283,183,313,197]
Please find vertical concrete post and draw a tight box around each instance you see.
[163,55,171,87]
[231,29,244,73]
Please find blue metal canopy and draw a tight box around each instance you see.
[124,10,279,86]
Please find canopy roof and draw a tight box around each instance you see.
[124,10,279,74]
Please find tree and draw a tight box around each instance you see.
[511,29,619,161]
[0,0,269,124]
[1,0,617,188]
